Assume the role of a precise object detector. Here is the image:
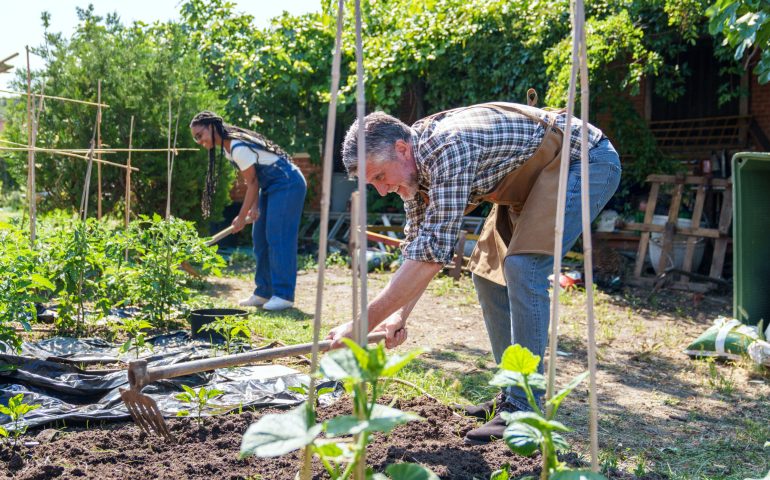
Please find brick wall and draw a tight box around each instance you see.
[751,76,770,142]
[229,153,321,209]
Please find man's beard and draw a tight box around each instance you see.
[395,171,419,201]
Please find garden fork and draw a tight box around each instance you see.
[119,333,386,441]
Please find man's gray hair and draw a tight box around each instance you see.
[341,111,412,176]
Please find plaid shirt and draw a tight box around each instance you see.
[401,104,604,264]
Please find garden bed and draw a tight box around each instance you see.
[3,396,539,479]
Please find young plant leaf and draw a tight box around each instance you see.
[319,348,364,382]
[500,345,540,375]
[385,462,440,480]
[490,370,525,388]
[366,404,423,434]
[550,470,608,480]
[489,464,511,480]
[503,422,543,457]
[382,348,426,377]
[547,372,588,415]
[240,403,322,458]
[502,411,570,432]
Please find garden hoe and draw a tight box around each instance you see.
[119,333,386,441]
[179,220,251,277]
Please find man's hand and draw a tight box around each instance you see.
[371,312,407,349]
[326,321,353,349]
[231,215,246,233]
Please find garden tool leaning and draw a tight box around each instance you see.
[119,333,386,441]
[179,219,251,277]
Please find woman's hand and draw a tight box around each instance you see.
[231,215,246,233]
[371,312,407,349]
[247,206,260,223]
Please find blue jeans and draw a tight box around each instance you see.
[252,157,307,302]
[472,138,621,411]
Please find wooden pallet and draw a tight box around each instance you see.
[622,173,732,292]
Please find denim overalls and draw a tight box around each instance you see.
[232,145,306,302]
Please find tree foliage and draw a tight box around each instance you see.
[0,6,228,224]
[708,0,770,84]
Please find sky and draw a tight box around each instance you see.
[0,0,322,91]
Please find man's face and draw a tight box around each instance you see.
[191,125,215,150]
[364,141,418,201]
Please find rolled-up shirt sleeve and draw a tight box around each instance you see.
[401,135,476,265]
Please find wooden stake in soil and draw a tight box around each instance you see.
[125,116,134,261]
[575,0,600,470]
[353,3,368,478]
[166,99,172,219]
[97,80,102,220]
[25,46,35,244]
[300,1,345,478]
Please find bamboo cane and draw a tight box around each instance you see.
[125,116,134,262]
[166,99,172,219]
[299,1,345,477]
[353,3,368,478]
[0,88,109,108]
[542,3,580,478]
[97,80,102,219]
[0,147,139,171]
[576,0,600,469]
[25,46,35,244]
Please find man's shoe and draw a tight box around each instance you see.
[239,294,269,307]
[463,402,517,445]
[263,296,294,311]
[452,392,506,420]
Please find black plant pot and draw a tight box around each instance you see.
[188,308,248,342]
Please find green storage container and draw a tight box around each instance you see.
[733,152,770,327]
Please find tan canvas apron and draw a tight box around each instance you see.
[461,103,565,285]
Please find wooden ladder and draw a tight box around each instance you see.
[622,173,732,292]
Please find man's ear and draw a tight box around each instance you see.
[394,139,410,159]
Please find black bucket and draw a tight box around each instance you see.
[189,308,249,341]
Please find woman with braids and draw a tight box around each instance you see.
[190,111,306,311]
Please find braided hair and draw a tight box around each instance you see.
[190,111,290,218]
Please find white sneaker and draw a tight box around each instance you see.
[239,294,269,307]
[262,296,293,311]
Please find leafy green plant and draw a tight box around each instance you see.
[240,339,436,480]
[0,222,55,352]
[114,318,154,359]
[175,384,224,428]
[200,315,253,353]
[129,214,224,327]
[707,0,770,84]
[490,344,606,480]
[0,393,41,447]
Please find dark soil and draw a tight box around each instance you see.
[2,396,540,480]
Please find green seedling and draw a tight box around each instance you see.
[201,315,253,353]
[0,393,41,447]
[490,344,607,480]
[175,384,224,428]
[115,318,154,359]
[240,340,437,480]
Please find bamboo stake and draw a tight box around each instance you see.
[0,147,138,171]
[97,80,102,219]
[353,3,368,479]
[576,0,599,470]
[543,2,579,477]
[299,1,345,477]
[168,99,181,219]
[125,116,134,261]
[25,46,35,244]
[166,99,172,219]
[0,88,109,108]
